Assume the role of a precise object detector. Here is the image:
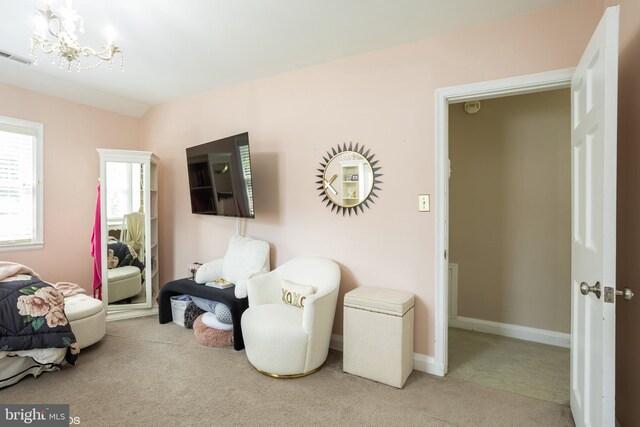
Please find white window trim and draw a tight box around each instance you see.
[0,115,44,252]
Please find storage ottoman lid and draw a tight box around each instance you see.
[344,287,414,316]
[107,266,140,281]
[64,294,104,322]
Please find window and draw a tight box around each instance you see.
[0,116,43,251]
[105,162,142,225]
[238,144,254,217]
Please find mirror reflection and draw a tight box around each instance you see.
[186,133,255,218]
[317,143,382,216]
[323,151,374,208]
[105,161,147,305]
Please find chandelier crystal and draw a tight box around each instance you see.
[30,0,123,72]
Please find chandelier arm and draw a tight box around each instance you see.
[45,11,62,39]
[39,43,55,54]
[91,47,105,57]
[79,46,98,57]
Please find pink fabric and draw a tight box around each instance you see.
[53,282,87,297]
[90,183,102,300]
[0,261,40,282]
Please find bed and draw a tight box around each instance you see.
[0,262,105,389]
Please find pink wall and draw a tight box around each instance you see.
[0,83,141,289]
[607,0,640,425]
[142,0,602,355]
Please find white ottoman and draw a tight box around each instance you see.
[65,294,106,349]
[107,266,141,303]
[343,287,414,388]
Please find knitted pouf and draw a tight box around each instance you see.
[193,314,233,347]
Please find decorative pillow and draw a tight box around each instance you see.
[222,236,270,284]
[195,259,223,284]
[190,296,218,313]
[281,280,316,308]
[213,303,233,325]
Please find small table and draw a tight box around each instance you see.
[158,278,249,351]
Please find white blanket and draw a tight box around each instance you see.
[0,261,40,282]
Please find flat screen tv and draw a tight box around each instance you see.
[186,132,255,218]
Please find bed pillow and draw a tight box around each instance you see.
[213,303,233,325]
[190,296,218,313]
[201,312,233,331]
[281,280,315,308]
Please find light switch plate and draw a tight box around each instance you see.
[418,194,430,212]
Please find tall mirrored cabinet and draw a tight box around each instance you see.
[98,149,159,317]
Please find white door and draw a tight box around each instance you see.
[570,6,618,427]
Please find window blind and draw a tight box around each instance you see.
[0,129,36,244]
[238,144,254,217]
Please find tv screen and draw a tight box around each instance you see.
[186,132,255,218]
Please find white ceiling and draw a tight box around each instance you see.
[0,0,568,117]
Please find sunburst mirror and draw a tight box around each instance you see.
[316,142,382,215]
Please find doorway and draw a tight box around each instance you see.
[446,89,571,403]
[434,9,619,426]
[433,69,575,379]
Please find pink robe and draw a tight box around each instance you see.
[90,183,102,300]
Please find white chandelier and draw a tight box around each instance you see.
[30,0,123,72]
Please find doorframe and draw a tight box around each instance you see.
[433,68,575,376]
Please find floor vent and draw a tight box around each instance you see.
[0,49,33,65]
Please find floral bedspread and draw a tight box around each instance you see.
[0,276,79,365]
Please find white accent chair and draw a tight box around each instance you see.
[194,235,271,299]
[241,257,340,378]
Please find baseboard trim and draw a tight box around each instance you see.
[414,353,445,376]
[449,316,570,348]
[330,333,343,352]
[107,307,158,322]
[330,334,445,377]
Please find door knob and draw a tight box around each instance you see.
[612,287,634,301]
[580,281,601,299]
[581,281,635,302]
[603,286,634,303]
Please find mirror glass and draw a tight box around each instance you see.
[104,161,147,306]
[323,152,374,207]
[317,143,381,215]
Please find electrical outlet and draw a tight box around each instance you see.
[418,194,430,212]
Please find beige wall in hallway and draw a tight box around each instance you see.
[449,89,571,333]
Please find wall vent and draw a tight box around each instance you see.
[0,49,33,65]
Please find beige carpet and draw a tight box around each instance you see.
[2,317,574,426]
[448,328,570,405]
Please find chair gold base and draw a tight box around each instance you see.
[255,364,323,379]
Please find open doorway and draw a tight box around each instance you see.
[446,89,571,403]
[434,9,620,425]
